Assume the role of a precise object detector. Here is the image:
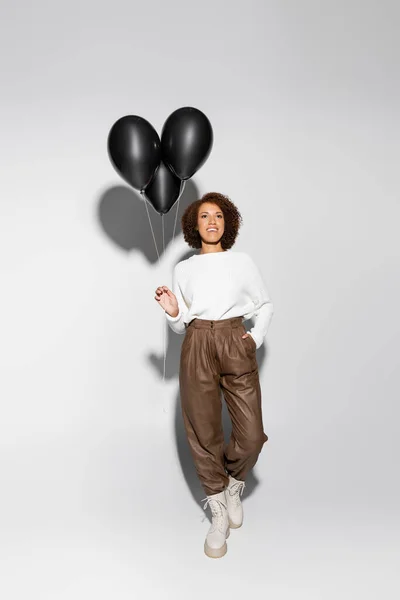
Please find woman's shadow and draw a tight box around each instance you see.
[97,180,268,523]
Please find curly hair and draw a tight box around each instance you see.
[181,192,243,250]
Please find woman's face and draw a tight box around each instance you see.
[196,202,225,244]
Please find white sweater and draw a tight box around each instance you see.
[165,249,274,349]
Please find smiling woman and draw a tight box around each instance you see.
[154,191,274,559]
[181,191,242,252]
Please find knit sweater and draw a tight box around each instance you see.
[164,249,274,349]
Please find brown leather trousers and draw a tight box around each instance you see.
[179,316,268,496]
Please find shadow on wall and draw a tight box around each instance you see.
[96,179,269,520]
[96,179,200,262]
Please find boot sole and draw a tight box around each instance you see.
[204,528,230,558]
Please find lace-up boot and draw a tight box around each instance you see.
[225,475,245,528]
[201,490,230,558]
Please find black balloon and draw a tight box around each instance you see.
[107,115,161,191]
[143,160,184,214]
[161,107,213,180]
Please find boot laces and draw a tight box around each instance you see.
[228,480,245,506]
[201,496,227,529]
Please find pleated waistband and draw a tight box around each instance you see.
[186,316,244,330]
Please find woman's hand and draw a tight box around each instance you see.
[242,332,256,346]
[155,285,179,318]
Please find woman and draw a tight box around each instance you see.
[155,192,274,559]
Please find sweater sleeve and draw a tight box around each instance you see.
[164,264,188,335]
[245,256,274,349]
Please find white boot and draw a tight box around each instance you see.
[201,490,230,558]
[225,475,245,528]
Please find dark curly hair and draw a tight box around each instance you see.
[181,192,243,250]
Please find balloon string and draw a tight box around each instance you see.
[140,191,160,261]
[140,191,166,410]
[161,213,166,386]
[140,183,186,414]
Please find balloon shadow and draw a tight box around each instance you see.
[96,179,200,262]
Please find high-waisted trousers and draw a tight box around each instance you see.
[179,315,268,496]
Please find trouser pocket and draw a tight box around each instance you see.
[240,324,256,354]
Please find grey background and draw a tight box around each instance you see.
[0,0,399,598]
